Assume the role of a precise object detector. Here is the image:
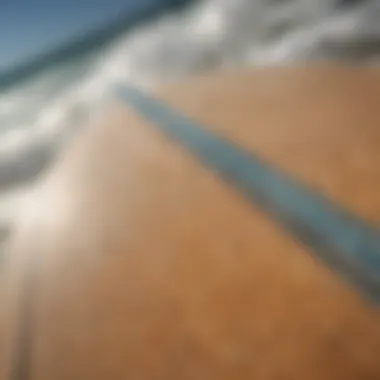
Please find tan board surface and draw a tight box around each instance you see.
[4,65,380,380]
[0,226,35,380]
[158,65,380,223]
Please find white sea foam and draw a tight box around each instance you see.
[1,0,380,235]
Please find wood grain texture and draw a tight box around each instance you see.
[4,65,380,379]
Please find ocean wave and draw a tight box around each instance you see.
[1,0,380,231]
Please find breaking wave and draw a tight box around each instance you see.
[0,0,380,227]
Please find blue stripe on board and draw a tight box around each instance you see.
[116,85,380,303]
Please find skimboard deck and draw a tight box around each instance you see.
[3,65,380,380]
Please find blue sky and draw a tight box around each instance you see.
[0,0,161,71]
